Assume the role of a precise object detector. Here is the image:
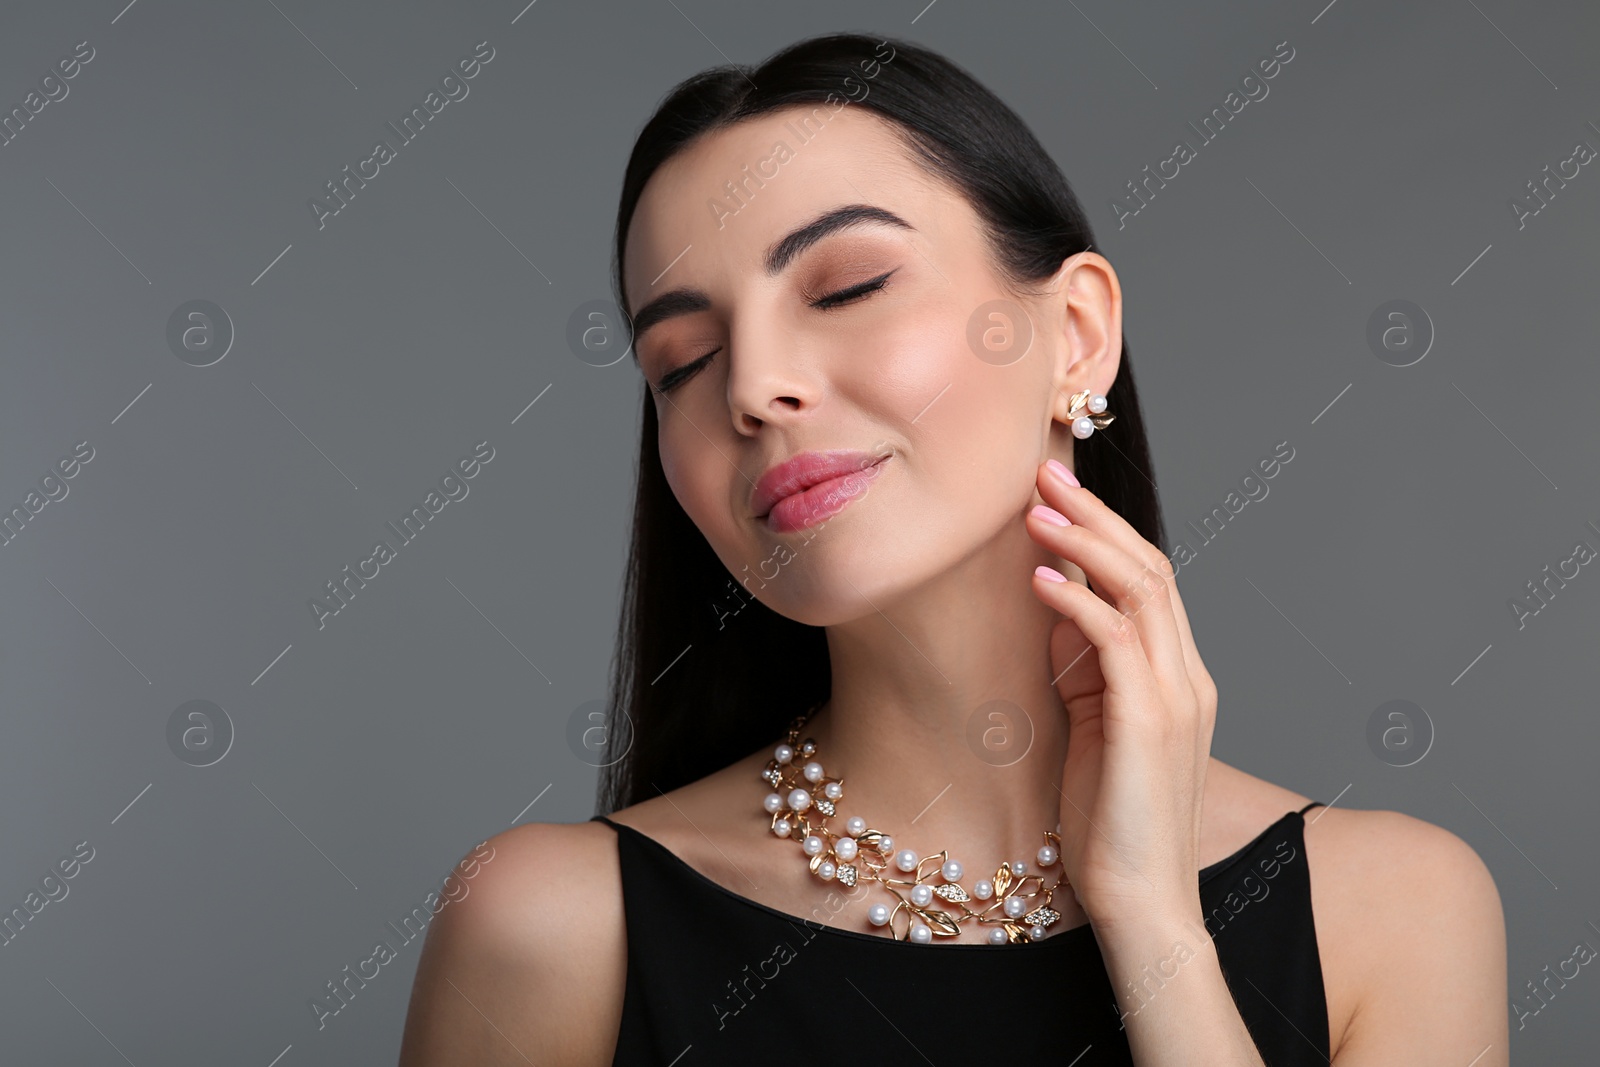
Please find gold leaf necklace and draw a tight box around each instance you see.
[759,704,1069,945]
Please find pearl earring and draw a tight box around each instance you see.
[1066,389,1114,440]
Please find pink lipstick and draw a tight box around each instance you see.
[751,449,891,533]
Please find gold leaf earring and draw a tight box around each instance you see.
[1066,389,1114,440]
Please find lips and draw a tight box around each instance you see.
[750,449,891,529]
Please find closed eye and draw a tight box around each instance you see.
[652,268,898,393]
[655,348,719,394]
[809,268,897,310]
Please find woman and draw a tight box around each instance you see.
[400,33,1506,1065]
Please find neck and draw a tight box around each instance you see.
[799,514,1074,873]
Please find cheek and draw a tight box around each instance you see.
[660,429,715,516]
[872,313,1045,488]
[869,312,965,410]
[659,426,746,556]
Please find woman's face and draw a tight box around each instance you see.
[622,104,1120,625]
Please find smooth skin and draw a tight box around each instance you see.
[399,102,1507,1065]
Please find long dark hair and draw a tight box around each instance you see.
[595,32,1165,815]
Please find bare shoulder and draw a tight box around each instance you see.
[597,744,774,854]
[398,820,627,1067]
[1299,803,1507,1062]
[1200,757,1314,854]
[1202,760,1507,1062]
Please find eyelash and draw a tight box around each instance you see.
[652,270,897,394]
[810,269,896,310]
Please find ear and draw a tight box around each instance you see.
[1044,252,1122,425]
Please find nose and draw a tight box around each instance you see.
[725,316,820,435]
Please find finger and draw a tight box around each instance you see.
[1036,461,1204,690]
[1044,612,1102,706]
[1026,506,1188,689]
[1031,567,1159,718]
[1162,572,1213,705]
[1038,461,1177,583]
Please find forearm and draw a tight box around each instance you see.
[1093,908,1266,1066]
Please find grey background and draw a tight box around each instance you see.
[1,0,1595,1062]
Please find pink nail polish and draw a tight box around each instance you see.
[1030,505,1071,526]
[1035,565,1067,583]
[1046,459,1079,487]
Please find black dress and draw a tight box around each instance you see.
[591,800,1329,1065]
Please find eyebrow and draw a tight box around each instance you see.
[627,203,915,355]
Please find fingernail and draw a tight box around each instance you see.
[1046,459,1080,487]
[1034,565,1067,583]
[1030,504,1071,527]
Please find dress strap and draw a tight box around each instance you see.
[1296,800,1323,816]
[590,814,620,830]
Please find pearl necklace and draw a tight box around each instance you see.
[760,706,1069,945]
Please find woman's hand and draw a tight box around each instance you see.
[1025,457,1218,933]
